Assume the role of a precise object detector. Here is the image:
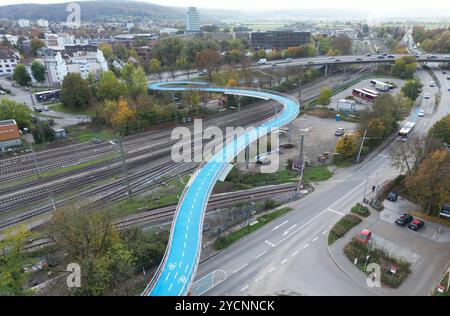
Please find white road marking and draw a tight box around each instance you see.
[327,208,345,216]
[255,276,264,282]
[240,285,249,292]
[303,244,309,249]
[272,220,289,231]
[312,237,319,242]
[168,283,173,291]
[281,259,288,264]
[255,250,268,260]
[184,265,189,273]
[268,267,276,273]
[283,224,297,235]
[165,272,171,282]
[292,251,299,257]
[265,240,276,247]
[322,230,328,235]
[233,263,248,274]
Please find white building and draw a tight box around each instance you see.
[36,19,49,28]
[186,7,200,33]
[18,19,31,28]
[2,34,20,46]
[0,48,20,77]
[41,45,108,86]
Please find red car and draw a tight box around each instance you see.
[356,229,372,244]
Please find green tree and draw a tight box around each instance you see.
[317,87,332,106]
[176,56,190,78]
[99,43,114,61]
[12,64,31,86]
[96,71,127,101]
[60,73,93,109]
[195,49,222,84]
[30,60,45,83]
[32,125,55,144]
[148,58,162,79]
[428,114,450,144]
[335,134,358,159]
[128,67,148,100]
[401,79,423,101]
[30,38,45,56]
[0,99,33,128]
[0,226,36,296]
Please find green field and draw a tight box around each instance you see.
[49,103,97,116]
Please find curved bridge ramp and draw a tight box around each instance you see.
[143,82,300,296]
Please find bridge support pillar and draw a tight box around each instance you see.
[324,65,329,76]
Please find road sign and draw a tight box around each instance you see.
[390,265,397,274]
[437,283,445,293]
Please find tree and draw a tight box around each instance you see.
[12,64,31,86]
[100,98,136,134]
[405,149,450,215]
[96,71,127,101]
[331,34,353,55]
[120,63,135,87]
[60,73,93,109]
[153,37,183,78]
[0,99,32,128]
[176,56,190,78]
[99,43,114,61]
[335,135,358,159]
[366,118,386,148]
[401,79,423,102]
[195,48,222,84]
[32,124,55,144]
[128,67,147,100]
[30,60,45,83]
[0,226,36,295]
[148,58,162,80]
[49,206,134,296]
[30,38,45,56]
[317,87,332,106]
[428,114,450,144]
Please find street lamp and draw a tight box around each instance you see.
[364,239,372,271]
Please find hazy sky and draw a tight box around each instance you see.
[1,0,450,11]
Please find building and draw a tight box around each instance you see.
[40,45,108,86]
[36,19,49,28]
[186,7,200,33]
[203,32,233,42]
[0,47,20,77]
[250,30,311,50]
[134,46,153,63]
[0,120,22,151]
[17,19,30,28]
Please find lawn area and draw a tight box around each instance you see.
[351,203,371,217]
[49,103,97,116]
[213,207,293,250]
[303,166,333,182]
[344,238,412,288]
[66,124,115,143]
[328,213,362,245]
[108,176,190,219]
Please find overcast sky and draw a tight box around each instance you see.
[1,0,450,11]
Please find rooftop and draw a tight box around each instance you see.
[0,119,21,142]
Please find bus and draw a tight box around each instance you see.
[35,90,61,103]
[361,88,379,97]
[397,122,416,141]
[352,88,377,103]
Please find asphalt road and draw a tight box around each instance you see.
[194,65,450,296]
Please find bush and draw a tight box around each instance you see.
[351,203,371,217]
[328,214,362,245]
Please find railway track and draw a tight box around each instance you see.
[23,184,299,252]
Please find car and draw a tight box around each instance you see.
[308,61,314,65]
[387,192,399,202]
[383,53,388,56]
[356,58,363,61]
[442,71,447,75]
[418,110,425,117]
[356,229,372,244]
[378,56,385,59]
[445,56,450,60]
[334,59,341,62]
[285,58,292,62]
[335,128,345,136]
[366,53,372,56]
[271,63,277,67]
[447,76,450,80]
[388,55,395,58]
[0,90,5,95]
[43,105,49,111]
[328,56,334,59]
[408,219,425,231]
[395,214,413,226]
[431,55,438,59]
[424,94,430,99]
[430,82,435,87]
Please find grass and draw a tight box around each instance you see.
[344,238,412,288]
[303,166,333,182]
[108,176,190,219]
[351,203,371,217]
[65,124,114,143]
[213,207,293,250]
[328,214,362,245]
[433,272,449,296]
[49,103,97,116]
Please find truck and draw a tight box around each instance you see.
[370,79,390,92]
[257,58,268,65]
[336,99,356,111]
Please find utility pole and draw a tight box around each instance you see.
[117,133,131,197]
[297,134,305,192]
[356,129,368,163]
[362,173,369,204]
[29,141,41,179]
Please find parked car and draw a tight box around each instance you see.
[335,128,345,136]
[424,94,430,99]
[429,82,435,87]
[356,229,372,244]
[387,192,399,202]
[366,53,371,56]
[408,219,425,231]
[43,105,49,111]
[418,110,425,117]
[395,214,413,226]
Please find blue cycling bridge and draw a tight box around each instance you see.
[143,82,300,296]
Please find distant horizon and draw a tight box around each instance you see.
[0,0,450,19]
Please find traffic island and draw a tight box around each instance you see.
[327,214,362,245]
[433,271,449,296]
[344,238,411,288]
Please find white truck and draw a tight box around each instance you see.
[257,58,268,65]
